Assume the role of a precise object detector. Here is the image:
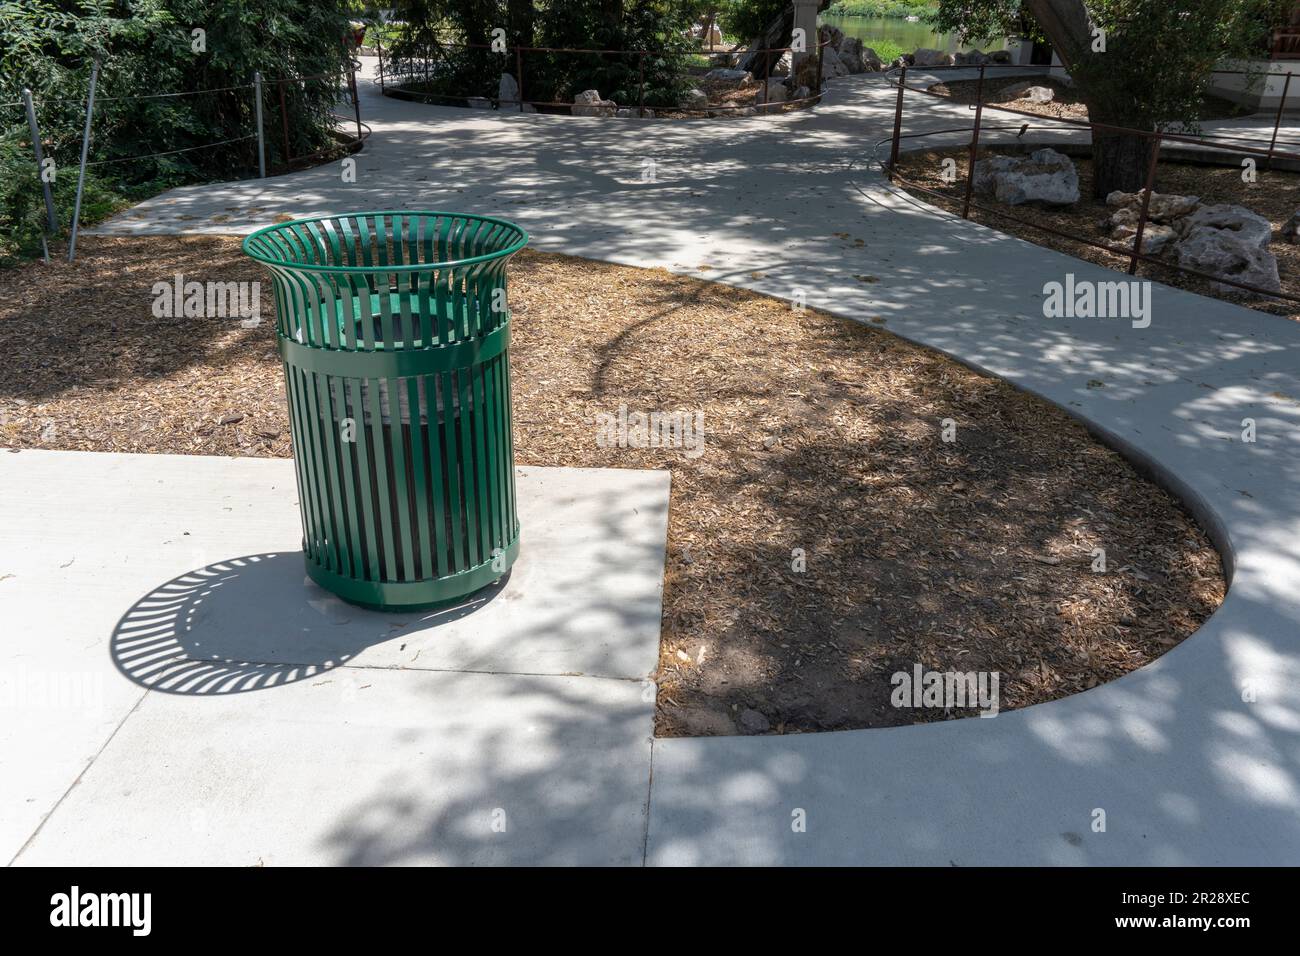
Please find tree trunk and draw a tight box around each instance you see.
[1088,125,1156,198]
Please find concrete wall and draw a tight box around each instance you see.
[1209,60,1300,112]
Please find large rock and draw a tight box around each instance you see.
[954,49,990,66]
[912,48,949,67]
[1001,80,1055,103]
[837,36,867,74]
[989,50,1013,64]
[1281,209,1300,243]
[821,52,849,80]
[1104,212,1178,254]
[498,72,519,106]
[704,67,752,85]
[1176,203,1273,249]
[1105,189,1200,223]
[973,148,1080,206]
[679,88,708,110]
[1175,229,1280,294]
[861,46,884,72]
[572,88,616,117]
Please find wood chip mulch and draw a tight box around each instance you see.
[0,236,1225,737]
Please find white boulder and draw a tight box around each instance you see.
[972,148,1080,206]
[572,89,616,117]
[498,72,519,106]
[679,88,708,110]
[1173,203,1279,294]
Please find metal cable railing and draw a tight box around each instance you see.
[11,56,369,262]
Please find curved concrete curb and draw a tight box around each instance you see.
[94,63,1300,865]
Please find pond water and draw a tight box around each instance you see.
[821,14,1010,55]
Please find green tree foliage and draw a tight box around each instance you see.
[929,0,1292,194]
[385,1,710,108]
[1,1,354,259]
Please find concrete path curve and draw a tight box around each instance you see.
[91,61,1300,865]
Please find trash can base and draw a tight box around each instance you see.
[305,534,520,612]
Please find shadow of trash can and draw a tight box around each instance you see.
[242,211,528,610]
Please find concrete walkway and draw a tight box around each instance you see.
[75,63,1300,865]
[3,452,669,865]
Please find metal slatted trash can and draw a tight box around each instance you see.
[242,211,528,610]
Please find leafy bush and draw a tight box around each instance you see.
[0,0,355,259]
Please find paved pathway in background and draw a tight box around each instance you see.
[78,62,1300,865]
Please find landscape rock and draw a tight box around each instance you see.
[738,708,771,735]
[821,51,849,80]
[679,87,708,110]
[572,88,616,117]
[1281,209,1300,243]
[912,48,949,67]
[973,147,1080,206]
[954,49,990,66]
[1175,227,1280,294]
[704,67,752,85]
[792,85,811,101]
[837,36,867,74]
[466,96,491,109]
[1173,203,1279,294]
[861,46,884,72]
[498,72,519,106]
[989,49,1013,64]
[1016,85,1054,104]
[1106,216,1178,254]
[1176,203,1273,250]
[1104,189,1201,223]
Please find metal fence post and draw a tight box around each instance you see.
[888,67,907,180]
[22,88,57,237]
[1128,138,1162,275]
[67,57,99,264]
[253,70,266,178]
[349,62,362,139]
[1267,71,1292,171]
[962,64,986,219]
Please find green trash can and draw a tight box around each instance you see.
[242,211,528,610]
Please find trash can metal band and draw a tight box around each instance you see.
[242,211,528,610]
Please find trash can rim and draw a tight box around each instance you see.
[241,210,529,275]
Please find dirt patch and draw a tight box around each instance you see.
[893,146,1300,319]
[0,236,1226,736]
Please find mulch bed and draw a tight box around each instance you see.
[893,147,1300,319]
[0,236,1225,737]
[928,75,1251,123]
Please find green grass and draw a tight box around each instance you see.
[823,0,936,18]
